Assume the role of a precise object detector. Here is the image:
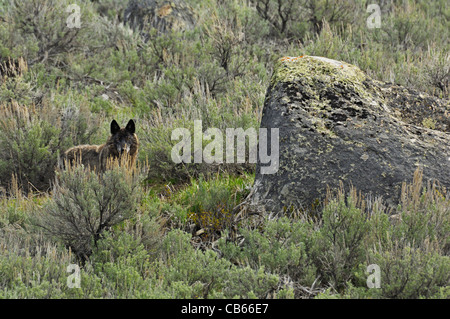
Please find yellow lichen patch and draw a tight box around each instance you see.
[280,55,305,62]
[157,4,173,18]
[274,55,367,86]
[188,204,233,241]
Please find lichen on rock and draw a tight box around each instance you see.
[247,55,450,215]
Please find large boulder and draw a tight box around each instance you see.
[248,55,450,214]
[124,0,196,35]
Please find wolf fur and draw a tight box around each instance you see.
[63,119,139,172]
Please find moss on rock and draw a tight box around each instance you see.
[247,55,450,214]
[271,56,371,100]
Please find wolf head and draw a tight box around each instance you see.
[109,119,139,157]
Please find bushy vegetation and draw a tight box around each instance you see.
[1,167,448,298]
[0,0,448,299]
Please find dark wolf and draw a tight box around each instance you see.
[63,119,139,172]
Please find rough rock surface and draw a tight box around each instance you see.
[248,55,450,214]
[124,0,196,35]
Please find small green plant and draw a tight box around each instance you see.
[0,102,59,194]
[310,188,370,291]
[187,204,233,240]
[180,174,253,240]
[157,229,284,298]
[218,216,318,297]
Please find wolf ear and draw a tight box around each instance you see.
[111,120,121,135]
[125,119,135,134]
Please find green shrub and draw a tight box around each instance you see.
[0,103,59,193]
[250,0,357,39]
[219,170,450,298]
[139,113,258,185]
[5,0,106,66]
[395,169,450,253]
[218,192,370,297]
[0,226,76,298]
[89,231,153,298]
[219,217,317,296]
[179,174,253,239]
[365,244,449,298]
[0,101,101,194]
[158,229,284,298]
[37,160,141,262]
